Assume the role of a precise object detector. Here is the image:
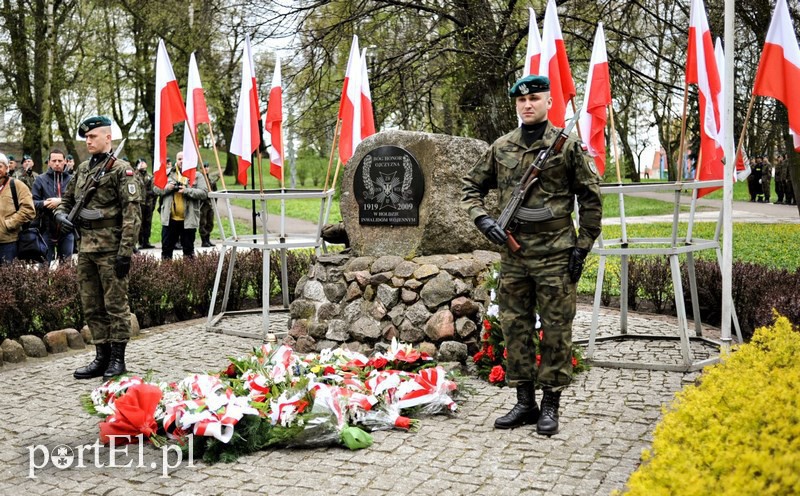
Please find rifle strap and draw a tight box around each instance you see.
[10,179,18,212]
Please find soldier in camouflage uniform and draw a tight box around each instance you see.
[462,75,602,436]
[761,155,772,203]
[198,161,219,247]
[136,159,156,249]
[14,154,39,191]
[54,116,142,380]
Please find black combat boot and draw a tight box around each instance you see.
[537,390,562,436]
[201,236,214,248]
[494,383,539,429]
[103,342,128,379]
[74,343,111,380]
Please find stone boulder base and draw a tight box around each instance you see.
[1,339,25,363]
[341,130,498,257]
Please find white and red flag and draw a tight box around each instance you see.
[539,0,576,127]
[181,52,210,185]
[230,35,261,186]
[338,35,362,165]
[153,39,188,189]
[265,55,284,181]
[753,0,800,151]
[360,48,376,139]
[523,7,542,77]
[686,0,724,197]
[578,23,612,177]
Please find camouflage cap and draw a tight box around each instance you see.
[78,115,112,138]
[509,75,550,97]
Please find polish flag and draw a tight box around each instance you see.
[753,0,800,151]
[230,35,261,186]
[338,35,362,165]
[360,48,376,139]
[153,39,188,189]
[523,8,542,77]
[578,23,611,177]
[539,0,576,127]
[686,0,724,197]
[265,55,283,181]
[181,52,210,184]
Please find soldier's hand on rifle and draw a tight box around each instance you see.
[54,212,74,231]
[114,255,132,279]
[567,247,590,283]
[475,216,508,246]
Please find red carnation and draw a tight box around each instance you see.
[472,350,486,363]
[503,348,508,359]
[323,366,336,375]
[536,354,541,366]
[488,365,505,383]
[483,319,492,330]
[539,330,544,341]
[572,356,578,368]
[486,345,495,361]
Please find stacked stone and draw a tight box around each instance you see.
[287,250,500,361]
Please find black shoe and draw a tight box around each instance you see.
[494,384,539,429]
[74,343,111,380]
[141,243,156,249]
[103,342,128,379]
[537,390,561,436]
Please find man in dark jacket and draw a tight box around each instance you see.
[32,148,74,263]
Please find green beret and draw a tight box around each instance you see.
[78,115,112,138]
[23,154,31,161]
[203,161,210,167]
[66,154,73,160]
[509,75,550,97]
[7,155,14,161]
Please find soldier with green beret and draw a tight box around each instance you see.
[461,74,602,436]
[54,115,142,380]
[135,158,156,249]
[14,153,38,190]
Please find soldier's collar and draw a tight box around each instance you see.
[508,121,560,149]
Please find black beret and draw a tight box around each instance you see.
[78,115,112,138]
[509,75,550,97]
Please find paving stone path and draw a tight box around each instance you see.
[0,306,710,496]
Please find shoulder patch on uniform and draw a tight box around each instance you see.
[128,183,137,195]
[580,143,588,151]
[125,169,134,176]
[501,145,518,152]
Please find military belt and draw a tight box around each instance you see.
[78,218,121,230]
[514,216,572,234]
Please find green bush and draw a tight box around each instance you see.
[0,249,314,340]
[618,316,800,496]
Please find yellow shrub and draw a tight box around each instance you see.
[619,316,800,496]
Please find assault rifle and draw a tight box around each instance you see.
[496,110,581,252]
[66,139,126,229]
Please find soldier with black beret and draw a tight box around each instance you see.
[462,74,602,436]
[15,153,38,190]
[54,115,142,380]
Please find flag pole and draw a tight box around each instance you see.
[206,122,227,192]
[324,119,342,192]
[256,150,265,192]
[184,121,213,191]
[608,103,628,246]
[735,94,757,160]
[570,98,583,140]
[676,80,691,184]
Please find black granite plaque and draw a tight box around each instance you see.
[353,145,425,225]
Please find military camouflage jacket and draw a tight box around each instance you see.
[136,169,156,209]
[461,122,602,253]
[55,156,142,257]
[13,168,38,191]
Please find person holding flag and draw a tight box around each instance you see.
[461,74,602,436]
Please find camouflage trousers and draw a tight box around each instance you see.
[77,251,132,344]
[498,251,576,392]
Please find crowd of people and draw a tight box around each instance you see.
[0,148,220,267]
[747,153,796,204]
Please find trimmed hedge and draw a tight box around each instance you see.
[618,316,800,495]
[0,249,313,340]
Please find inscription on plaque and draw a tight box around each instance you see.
[353,145,425,225]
